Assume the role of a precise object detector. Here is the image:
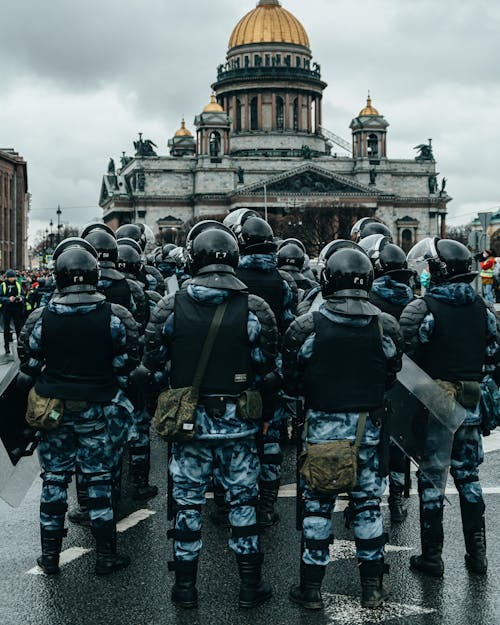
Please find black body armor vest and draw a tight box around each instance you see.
[304,313,387,412]
[101,278,131,309]
[420,295,487,382]
[236,266,284,329]
[170,291,254,396]
[36,302,118,402]
[369,291,408,321]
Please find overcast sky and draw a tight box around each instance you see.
[1,0,498,242]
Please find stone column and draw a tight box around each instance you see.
[258,93,263,130]
[285,93,290,130]
[244,94,250,131]
[307,95,312,133]
[232,95,237,130]
[271,93,276,130]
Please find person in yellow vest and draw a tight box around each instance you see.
[479,250,496,305]
[1,269,25,355]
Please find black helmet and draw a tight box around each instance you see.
[278,238,306,254]
[80,222,115,239]
[223,208,260,237]
[317,239,365,274]
[116,237,142,256]
[5,269,16,278]
[238,217,276,255]
[277,243,305,270]
[136,223,155,253]
[351,217,391,242]
[376,243,413,283]
[321,248,374,298]
[117,244,142,277]
[146,253,156,266]
[189,229,239,276]
[54,247,99,293]
[83,230,118,267]
[162,243,177,258]
[407,237,475,284]
[169,246,187,269]
[53,237,98,262]
[186,220,236,257]
[116,224,144,249]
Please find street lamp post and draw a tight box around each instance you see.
[56,205,62,244]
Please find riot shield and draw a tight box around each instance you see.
[309,292,324,313]
[0,370,39,508]
[388,354,468,496]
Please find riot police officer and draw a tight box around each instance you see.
[142,227,278,609]
[400,238,499,577]
[18,239,139,575]
[351,217,392,243]
[230,215,296,526]
[277,243,318,302]
[116,223,164,295]
[283,248,403,609]
[361,234,416,523]
[1,269,25,355]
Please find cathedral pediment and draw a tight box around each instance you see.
[234,164,379,196]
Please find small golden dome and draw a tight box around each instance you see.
[359,95,380,117]
[203,93,224,113]
[229,0,310,49]
[174,118,192,137]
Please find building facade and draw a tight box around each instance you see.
[99,0,450,252]
[0,149,29,270]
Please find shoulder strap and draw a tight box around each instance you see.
[353,411,367,452]
[191,300,229,393]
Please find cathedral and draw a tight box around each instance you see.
[99,0,450,253]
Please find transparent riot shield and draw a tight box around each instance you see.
[388,354,468,497]
[0,372,40,508]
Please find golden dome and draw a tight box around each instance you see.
[229,0,310,49]
[174,118,192,137]
[203,93,224,113]
[359,95,380,117]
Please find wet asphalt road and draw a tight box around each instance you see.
[2,430,500,625]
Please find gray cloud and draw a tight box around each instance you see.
[0,0,498,242]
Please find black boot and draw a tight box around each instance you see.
[410,507,444,577]
[359,560,389,609]
[460,497,487,574]
[258,480,280,527]
[237,553,273,609]
[289,562,325,610]
[92,525,130,575]
[388,487,408,524]
[4,344,10,355]
[68,476,90,527]
[210,486,230,528]
[37,528,65,575]
[170,560,199,609]
[130,450,158,501]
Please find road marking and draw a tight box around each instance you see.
[483,429,500,454]
[323,593,435,625]
[274,484,500,498]
[117,509,156,532]
[27,547,92,575]
[25,509,156,575]
[330,540,412,562]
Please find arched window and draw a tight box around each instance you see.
[209,131,221,157]
[401,229,413,254]
[236,99,242,132]
[293,98,299,131]
[367,134,379,157]
[276,96,284,131]
[250,97,259,130]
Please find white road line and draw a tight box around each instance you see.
[26,509,156,575]
[275,484,500,498]
[330,540,412,562]
[117,508,156,532]
[483,429,500,454]
[27,548,92,575]
[323,593,435,625]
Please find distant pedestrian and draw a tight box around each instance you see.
[1,269,25,355]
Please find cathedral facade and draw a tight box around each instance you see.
[99,0,450,253]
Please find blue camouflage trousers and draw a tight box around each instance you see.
[419,424,484,512]
[302,430,386,566]
[128,406,152,464]
[38,410,114,532]
[169,437,260,561]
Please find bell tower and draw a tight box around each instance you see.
[350,94,389,161]
[195,94,232,161]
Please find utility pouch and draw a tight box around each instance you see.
[299,412,367,495]
[25,388,65,431]
[435,379,481,410]
[154,387,198,442]
[153,301,228,443]
[237,390,263,422]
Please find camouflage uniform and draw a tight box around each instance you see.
[143,283,278,563]
[19,300,138,538]
[283,301,402,568]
